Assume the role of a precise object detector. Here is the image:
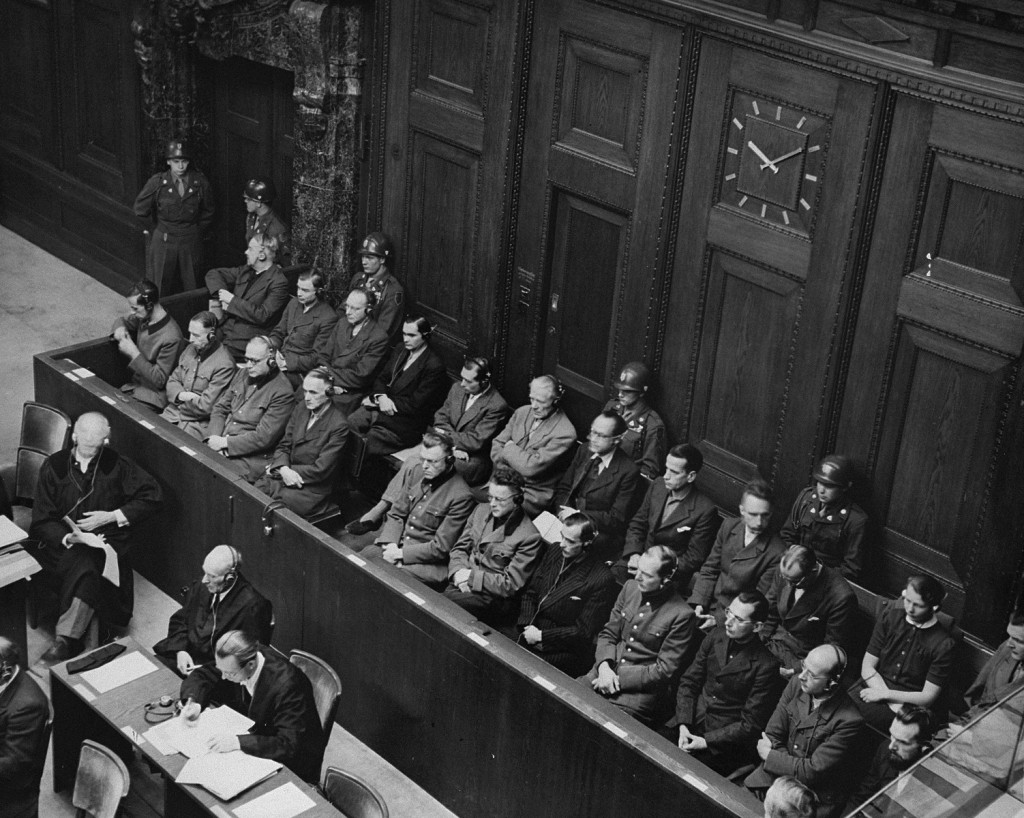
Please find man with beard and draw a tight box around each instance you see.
[269,270,338,388]
[845,708,932,814]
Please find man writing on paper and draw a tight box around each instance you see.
[179,630,324,783]
[30,412,163,664]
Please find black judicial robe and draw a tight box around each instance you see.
[29,447,163,626]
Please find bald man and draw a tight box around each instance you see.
[30,412,163,663]
[0,636,50,818]
[153,545,273,676]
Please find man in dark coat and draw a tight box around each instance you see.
[268,270,338,388]
[347,315,449,457]
[602,361,667,481]
[318,287,391,415]
[153,545,273,676]
[614,443,720,585]
[180,631,325,783]
[668,591,782,776]
[30,412,163,663]
[845,708,932,815]
[0,637,50,818]
[348,232,406,341]
[955,609,1024,724]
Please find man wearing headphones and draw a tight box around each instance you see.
[432,357,511,487]
[0,636,50,818]
[581,545,696,726]
[349,232,406,342]
[745,644,864,818]
[507,512,618,676]
[206,234,290,361]
[161,310,236,439]
[269,270,339,388]
[206,336,295,482]
[254,368,349,518]
[444,468,543,624]
[318,287,391,416]
[179,630,325,783]
[30,412,163,663]
[110,279,184,412]
[845,707,932,814]
[153,545,273,676]
[347,314,449,457]
[603,361,667,481]
[490,375,578,516]
[243,177,290,264]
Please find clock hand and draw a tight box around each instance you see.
[747,141,779,173]
[760,146,804,170]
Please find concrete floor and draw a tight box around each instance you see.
[1,225,457,818]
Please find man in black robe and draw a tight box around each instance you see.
[30,412,163,663]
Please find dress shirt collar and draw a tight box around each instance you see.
[905,614,938,629]
[243,651,266,699]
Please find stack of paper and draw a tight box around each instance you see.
[234,782,317,818]
[79,652,159,694]
[176,750,282,800]
[0,515,28,548]
[145,705,254,758]
[533,511,564,543]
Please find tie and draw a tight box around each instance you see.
[177,178,185,197]
[661,494,682,525]
[1011,661,1022,684]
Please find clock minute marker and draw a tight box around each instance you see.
[738,195,748,207]
[782,211,790,225]
[800,198,811,210]
[733,118,743,130]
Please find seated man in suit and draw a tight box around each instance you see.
[206,336,295,481]
[0,637,50,818]
[161,310,236,440]
[254,367,349,518]
[432,356,511,486]
[781,454,869,581]
[613,443,720,586]
[668,591,782,776]
[153,545,273,676]
[845,707,932,814]
[764,778,817,818]
[508,513,618,677]
[349,232,406,342]
[580,546,695,726]
[444,468,542,625]
[268,270,338,388]
[359,430,476,588]
[551,410,640,559]
[690,480,786,631]
[180,630,325,783]
[490,375,577,516]
[31,412,164,663]
[318,287,391,415]
[242,177,290,263]
[110,279,183,412]
[954,610,1024,725]
[206,234,290,360]
[744,644,864,818]
[761,545,857,678]
[347,315,449,457]
[603,361,667,481]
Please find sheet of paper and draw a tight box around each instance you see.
[532,510,563,543]
[98,541,120,586]
[142,724,178,756]
[234,781,316,818]
[147,705,254,758]
[79,651,159,694]
[176,751,282,801]
[0,515,28,547]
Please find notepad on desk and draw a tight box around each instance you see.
[234,781,317,818]
[79,651,159,694]
[145,705,254,758]
[176,750,282,801]
[0,515,28,548]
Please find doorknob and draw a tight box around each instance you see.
[550,293,560,312]
[548,325,556,335]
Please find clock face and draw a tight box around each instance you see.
[720,92,828,234]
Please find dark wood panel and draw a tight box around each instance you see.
[0,0,56,160]
[413,0,492,115]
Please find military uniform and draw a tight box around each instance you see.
[603,398,667,480]
[245,209,291,265]
[781,486,869,580]
[349,269,406,342]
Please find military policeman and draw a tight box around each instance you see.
[348,232,406,342]
[243,177,291,264]
[133,139,215,294]
[780,455,869,581]
[603,361,667,481]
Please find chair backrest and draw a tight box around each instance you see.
[289,648,342,736]
[21,401,72,454]
[321,767,389,818]
[14,448,49,504]
[72,740,130,818]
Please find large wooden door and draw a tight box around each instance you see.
[207,57,294,268]
[836,99,1024,639]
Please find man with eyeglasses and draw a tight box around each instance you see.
[668,591,782,776]
[206,336,294,481]
[551,410,640,556]
[444,468,542,624]
[761,545,857,678]
[318,287,391,417]
[360,430,475,588]
[508,513,618,676]
[242,177,290,264]
[744,644,864,818]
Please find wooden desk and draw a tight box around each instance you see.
[0,544,41,662]
[50,637,340,818]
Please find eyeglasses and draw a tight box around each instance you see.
[724,608,753,625]
[244,356,268,365]
[588,429,615,439]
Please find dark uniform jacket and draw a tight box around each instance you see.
[690,519,786,621]
[269,297,338,386]
[603,398,667,480]
[745,676,864,814]
[960,637,1024,722]
[781,486,869,580]
[181,650,325,783]
[448,504,542,603]
[257,401,349,517]
[207,369,295,481]
[668,625,782,771]
[245,208,291,264]
[762,565,857,673]
[491,406,577,516]
[552,446,640,539]
[0,669,50,818]
[348,269,405,341]
[112,311,184,411]
[153,573,273,668]
[206,263,290,359]
[433,384,511,486]
[161,339,236,439]
[621,481,721,582]
[134,169,215,238]
[363,344,449,447]
[317,317,391,413]
[514,543,618,676]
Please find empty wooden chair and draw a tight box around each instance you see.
[72,740,130,818]
[289,648,342,736]
[321,767,389,818]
